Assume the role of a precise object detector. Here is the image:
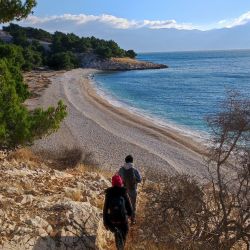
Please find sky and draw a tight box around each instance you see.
[4,0,250,51]
[32,0,250,29]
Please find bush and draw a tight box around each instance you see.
[96,46,112,59]
[0,59,67,149]
[22,47,42,71]
[126,49,137,58]
[48,51,79,70]
[0,2,67,149]
[140,174,206,249]
[0,58,29,101]
[50,147,83,169]
[0,43,25,67]
[134,92,250,250]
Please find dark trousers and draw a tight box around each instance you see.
[127,190,137,219]
[109,222,129,247]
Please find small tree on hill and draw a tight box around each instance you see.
[126,50,137,58]
[96,46,112,59]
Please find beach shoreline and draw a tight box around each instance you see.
[92,82,208,143]
[31,68,208,177]
[83,71,207,156]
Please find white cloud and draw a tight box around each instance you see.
[25,14,98,25]
[23,14,139,29]
[143,19,194,30]
[20,14,196,30]
[98,15,138,29]
[224,11,250,28]
[17,11,250,33]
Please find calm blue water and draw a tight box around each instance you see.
[94,50,250,134]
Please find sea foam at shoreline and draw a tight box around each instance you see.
[90,75,207,144]
[93,50,250,138]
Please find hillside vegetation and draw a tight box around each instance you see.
[2,23,137,70]
[0,42,67,149]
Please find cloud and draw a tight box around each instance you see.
[16,11,250,34]
[23,14,139,29]
[225,11,250,28]
[20,14,196,31]
[216,11,250,29]
[142,19,194,30]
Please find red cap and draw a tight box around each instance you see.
[112,174,123,187]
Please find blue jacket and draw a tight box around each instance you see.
[118,163,142,191]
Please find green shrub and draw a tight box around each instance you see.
[96,46,112,59]
[22,47,42,71]
[3,24,137,62]
[0,44,25,67]
[126,49,137,58]
[48,51,79,70]
[0,1,67,149]
[0,57,28,101]
[0,59,67,149]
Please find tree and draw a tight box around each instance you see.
[22,47,42,71]
[204,91,250,248]
[0,0,37,23]
[0,43,25,67]
[126,49,137,58]
[48,51,79,70]
[139,92,250,249]
[0,59,67,148]
[0,25,67,149]
[96,46,112,59]
[0,44,29,100]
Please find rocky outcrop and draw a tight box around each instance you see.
[0,30,12,43]
[0,150,112,250]
[79,53,168,70]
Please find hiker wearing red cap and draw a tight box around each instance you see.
[103,174,133,249]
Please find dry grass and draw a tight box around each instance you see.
[70,163,112,179]
[7,148,42,163]
[64,188,82,202]
[111,57,141,65]
[95,196,105,210]
[23,70,64,99]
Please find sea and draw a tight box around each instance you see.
[93,50,250,139]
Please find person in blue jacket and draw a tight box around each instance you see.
[118,155,142,224]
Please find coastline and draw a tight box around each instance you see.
[90,73,208,145]
[84,71,207,156]
[31,68,208,177]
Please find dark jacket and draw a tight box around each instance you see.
[103,186,133,226]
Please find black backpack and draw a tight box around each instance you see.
[109,195,127,223]
[122,167,136,190]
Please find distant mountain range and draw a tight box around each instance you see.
[73,22,250,52]
[8,19,250,52]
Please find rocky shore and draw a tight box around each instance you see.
[79,53,168,70]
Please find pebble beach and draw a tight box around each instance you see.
[31,69,207,177]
